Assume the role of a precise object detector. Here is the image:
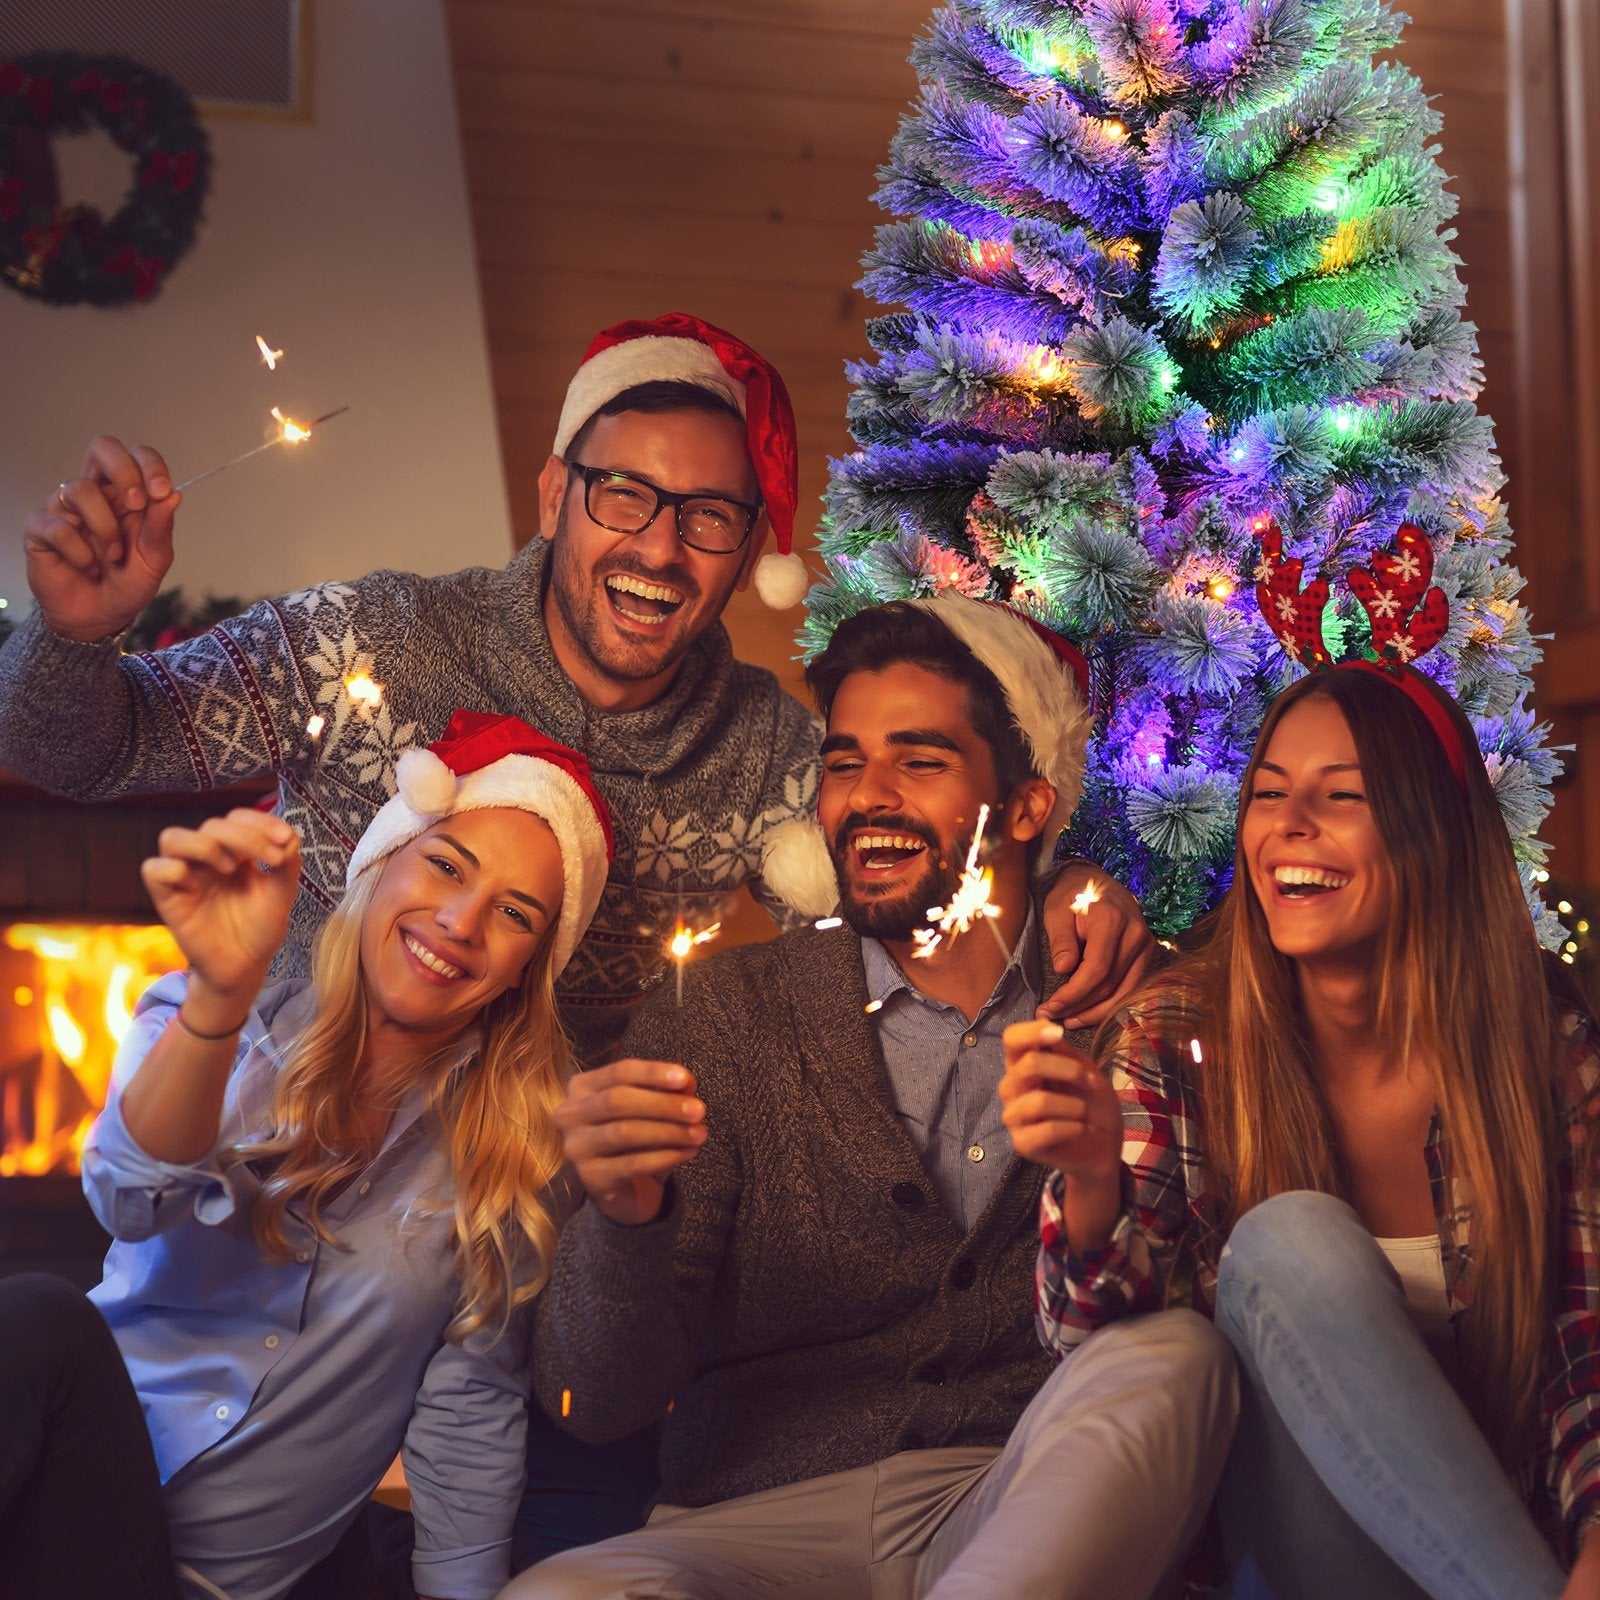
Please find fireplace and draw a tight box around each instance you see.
[0,771,269,1287]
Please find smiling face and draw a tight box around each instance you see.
[1241,694,1393,972]
[358,806,565,1052]
[538,407,764,709]
[816,661,1046,945]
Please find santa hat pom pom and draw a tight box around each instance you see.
[396,747,458,816]
[753,549,810,611]
[760,819,839,919]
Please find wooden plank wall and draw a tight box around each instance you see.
[442,0,1599,880]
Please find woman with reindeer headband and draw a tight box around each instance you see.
[1000,527,1600,1600]
[0,711,613,1600]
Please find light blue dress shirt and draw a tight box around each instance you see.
[861,905,1041,1232]
[83,971,538,1600]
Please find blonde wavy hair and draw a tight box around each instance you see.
[1180,668,1567,1468]
[226,859,571,1342]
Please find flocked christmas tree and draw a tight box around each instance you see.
[800,0,1562,942]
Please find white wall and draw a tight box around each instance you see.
[0,0,511,622]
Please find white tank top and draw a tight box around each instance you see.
[1374,1233,1453,1344]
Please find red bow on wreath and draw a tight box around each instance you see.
[107,245,169,300]
[141,149,200,194]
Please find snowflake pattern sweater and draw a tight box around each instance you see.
[0,540,819,1062]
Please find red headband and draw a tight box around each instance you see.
[1337,661,1469,792]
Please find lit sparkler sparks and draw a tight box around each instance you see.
[172,405,351,491]
[305,713,326,739]
[1190,1038,1203,1066]
[271,406,312,443]
[667,920,721,1004]
[813,917,843,930]
[255,334,284,370]
[344,672,383,709]
[911,804,1006,960]
[1068,878,1102,918]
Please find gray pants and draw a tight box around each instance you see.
[500,1310,1237,1600]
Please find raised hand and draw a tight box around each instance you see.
[140,809,301,1019]
[23,436,180,642]
[553,1059,708,1226]
[1000,1018,1122,1180]
[1038,864,1157,1027]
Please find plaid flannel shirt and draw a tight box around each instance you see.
[1034,982,1600,1559]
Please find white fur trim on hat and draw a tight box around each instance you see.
[553,336,748,457]
[906,594,1093,869]
[759,818,839,919]
[347,749,610,976]
[753,548,810,611]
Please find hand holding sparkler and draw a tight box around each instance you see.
[553,1057,707,1226]
[998,1016,1123,1251]
[22,435,182,643]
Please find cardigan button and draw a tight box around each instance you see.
[891,1182,923,1209]
[950,1260,977,1291]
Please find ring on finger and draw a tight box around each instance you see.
[56,481,72,510]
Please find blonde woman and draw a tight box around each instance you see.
[0,711,613,1600]
[1001,666,1600,1600]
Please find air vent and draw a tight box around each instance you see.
[0,0,308,115]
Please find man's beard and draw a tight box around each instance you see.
[828,811,965,943]
[547,511,709,685]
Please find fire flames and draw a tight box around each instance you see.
[1,923,184,1176]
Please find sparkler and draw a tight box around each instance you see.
[1068,878,1102,918]
[1190,1038,1203,1066]
[344,672,383,710]
[813,917,843,931]
[172,405,351,492]
[666,920,721,1005]
[255,334,284,370]
[911,804,1008,961]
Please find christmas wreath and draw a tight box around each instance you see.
[0,50,210,306]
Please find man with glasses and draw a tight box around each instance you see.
[1,313,1150,1064]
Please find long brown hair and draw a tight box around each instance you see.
[1188,667,1560,1465]
[227,863,571,1342]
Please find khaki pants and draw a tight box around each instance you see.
[500,1310,1236,1600]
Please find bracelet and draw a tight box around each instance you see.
[173,1007,247,1043]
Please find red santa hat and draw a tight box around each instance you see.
[347,710,615,976]
[552,312,808,610]
[760,594,1094,918]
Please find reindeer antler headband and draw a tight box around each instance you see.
[1254,521,1468,791]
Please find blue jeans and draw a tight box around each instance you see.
[1213,1190,1565,1600]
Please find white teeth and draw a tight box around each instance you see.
[1273,865,1350,890]
[404,933,464,979]
[856,834,926,853]
[606,575,682,604]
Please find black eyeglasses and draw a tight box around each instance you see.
[564,461,761,556]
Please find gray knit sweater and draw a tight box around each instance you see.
[532,912,1082,1509]
[0,541,818,1062]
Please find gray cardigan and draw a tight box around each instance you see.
[532,909,1081,1509]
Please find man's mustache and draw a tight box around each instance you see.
[828,812,940,862]
[597,552,702,603]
